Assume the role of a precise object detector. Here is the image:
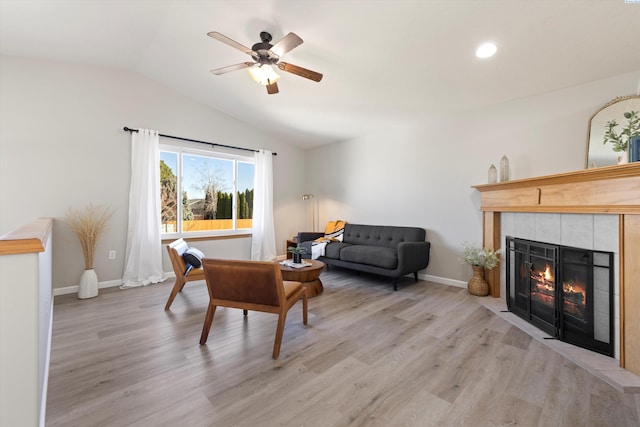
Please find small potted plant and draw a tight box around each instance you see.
[287,246,307,264]
[460,242,500,296]
[603,110,640,164]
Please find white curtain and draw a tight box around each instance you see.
[251,149,277,261]
[121,129,166,287]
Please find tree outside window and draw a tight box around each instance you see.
[160,149,254,235]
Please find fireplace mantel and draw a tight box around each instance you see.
[472,162,640,374]
[473,163,640,214]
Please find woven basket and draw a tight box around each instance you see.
[467,265,489,296]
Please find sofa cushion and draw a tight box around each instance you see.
[340,245,398,269]
[343,224,426,248]
[323,242,351,259]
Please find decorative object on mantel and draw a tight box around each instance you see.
[460,242,500,297]
[587,95,640,168]
[631,135,640,163]
[287,245,307,264]
[603,110,639,165]
[499,155,510,182]
[488,164,497,184]
[65,203,113,299]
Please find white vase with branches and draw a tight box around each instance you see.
[66,203,113,299]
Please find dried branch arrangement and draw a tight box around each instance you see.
[65,204,113,270]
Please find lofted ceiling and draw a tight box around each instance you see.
[1,0,639,148]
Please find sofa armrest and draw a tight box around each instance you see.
[397,241,431,273]
[297,231,325,243]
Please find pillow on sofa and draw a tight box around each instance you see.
[171,238,189,256]
[314,220,347,243]
[182,247,205,275]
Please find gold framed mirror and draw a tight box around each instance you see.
[586,95,640,168]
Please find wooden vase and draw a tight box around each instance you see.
[468,265,489,296]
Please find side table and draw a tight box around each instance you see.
[285,237,297,259]
[279,259,325,297]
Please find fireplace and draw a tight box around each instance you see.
[506,237,614,357]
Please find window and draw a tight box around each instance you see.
[160,145,255,237]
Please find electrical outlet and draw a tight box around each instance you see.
[108,250,116,260]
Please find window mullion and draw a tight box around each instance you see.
[177,151,183,234]
[232,159,238,231]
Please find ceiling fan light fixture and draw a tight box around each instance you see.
[248,64,280,86]
[476,42,497,58]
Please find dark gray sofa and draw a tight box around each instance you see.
[297,223,430,290]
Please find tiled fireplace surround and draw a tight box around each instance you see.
[499,212,620,359]
[473,163,640,394]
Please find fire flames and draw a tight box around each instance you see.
[562,280,586,318]
[527,263,587,318]
[532,264,554,290]
[530,263,555,305]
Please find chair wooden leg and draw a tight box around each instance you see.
[302,291,308,325]
[199,304,217,345]
[272,312,288,359]
[165,276,186,310]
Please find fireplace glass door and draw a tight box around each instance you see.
[506,237,614,357]
[507,238,558,337]
[559,247,613,356]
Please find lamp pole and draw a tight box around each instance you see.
[302,194,315,231]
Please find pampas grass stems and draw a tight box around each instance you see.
[66,204,113,270]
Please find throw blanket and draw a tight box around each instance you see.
[311,241,328,260]
[311,220,347,259]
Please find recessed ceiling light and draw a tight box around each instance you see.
[476,42,497,59]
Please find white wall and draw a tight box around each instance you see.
[306,71,640,284]
[0,55,309,290]
[2,54,638,290]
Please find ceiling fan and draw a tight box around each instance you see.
[207,31,323,94]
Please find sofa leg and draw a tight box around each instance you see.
[414,272,418,281]
[392,278,398,291]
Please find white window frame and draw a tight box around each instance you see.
[160,143,255,239]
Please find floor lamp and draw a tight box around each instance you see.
[302,194,316,231]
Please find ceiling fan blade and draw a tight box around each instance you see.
[266,81,279,95]
[270,32,303,57]
[210,62,255,75]
[277,62,323,82]
[207,31,256,56]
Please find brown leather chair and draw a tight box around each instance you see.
[165,238,205,310]
[199,258,308,359]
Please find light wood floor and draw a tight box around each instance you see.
[46,268,640,426]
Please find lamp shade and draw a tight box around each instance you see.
[248,65,280,86]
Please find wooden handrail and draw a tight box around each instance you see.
[0,218,54,255]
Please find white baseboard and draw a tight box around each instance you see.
[53,271,464,296]
[53,271,176,297]
[419,273,466,289]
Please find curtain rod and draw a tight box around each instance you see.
[123,127,277,156]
